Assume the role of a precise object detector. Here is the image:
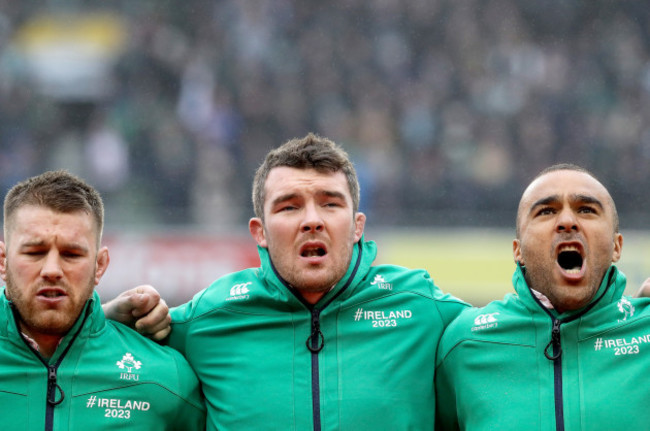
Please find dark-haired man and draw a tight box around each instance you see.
[111,133,468,430]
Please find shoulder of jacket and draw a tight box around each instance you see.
[439,293,528,351]
[105,321,196,378]
[367,264,469,307]
[448,293,524,327]
[595,295,650,323]
[182,268,262,314]
[367,264,436,294]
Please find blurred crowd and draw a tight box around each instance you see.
[2,0,650,230]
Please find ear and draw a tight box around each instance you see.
[611,232,623,263]
[249,217,267,248]
[0,242,6,282]
[94,246,110,285]
[512,239,523,265]
[353,212,366,243]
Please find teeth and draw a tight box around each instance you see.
[41,291,62,298]
[302,248,325,257]
[558,245,579,253]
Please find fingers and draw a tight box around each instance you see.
[103,285,159,316]
[134,298,172,340]
[102,285,172,340]
[129,286,162,318]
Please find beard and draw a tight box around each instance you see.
[4,265,95,338]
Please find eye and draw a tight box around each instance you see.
[536,207,555,216]
[61,251,83,258]
[578,206,597,214]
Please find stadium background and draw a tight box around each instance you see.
[1,1,650,305]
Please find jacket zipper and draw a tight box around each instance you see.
[11,303,90,431]
[272,241,364,431]
[45,364,65,430]
[308,308,323,431]
[528,268,615,431]
[544,318,564,431]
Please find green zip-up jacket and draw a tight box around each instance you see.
[0,289,205,431]
[170,238,468,431]
[435,264,650,430]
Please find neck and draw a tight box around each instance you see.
[21,329,63,359]
[300,290,327,305]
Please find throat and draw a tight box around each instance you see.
[298,290,328,305]
[20,330,63,359]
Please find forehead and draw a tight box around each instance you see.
[264,167,350,199]
[518,170,612,216]
[523,170,609,203]
[7,205,96,243]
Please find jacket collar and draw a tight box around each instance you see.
[0,288,106,361]
[513,263,627,320]
[257,235,378,308]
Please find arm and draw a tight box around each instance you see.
[102,285,171,341]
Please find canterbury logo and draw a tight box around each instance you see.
[474,312,499,326]
[230,282,251,296]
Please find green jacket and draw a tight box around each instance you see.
[0,289,205,431]
[170,238,467,430]
[436,264,650,430]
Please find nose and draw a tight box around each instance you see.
[41,250,63,281]
[556,208,579,233]
[300,203,324,233]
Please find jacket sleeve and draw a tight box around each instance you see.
[168,287,210,356]
[431,282,471,328]
[435,351,460,431]
[168,350,206,430]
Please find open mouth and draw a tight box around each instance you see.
[301,247,326,257]
[557,247,584,274]
[38,288,66,298]
[40,292,64,298]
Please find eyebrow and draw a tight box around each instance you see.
[573,194,605,210]
[270,190,348,207]
[20,240,89,253]
[270,193,299,208]
[529,195,560,215]
[319,190,347,201]
[529,193,605,215]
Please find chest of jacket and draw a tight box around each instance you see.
[436,295,650,431]
[176,267,461,430]
[0,339,189,430]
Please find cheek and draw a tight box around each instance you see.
[519,238,547,266]
[5,260,32,281]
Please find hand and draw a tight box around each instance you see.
[634,278,650,299]
[102,285,171,341]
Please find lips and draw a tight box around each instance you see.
[36,287,67,299]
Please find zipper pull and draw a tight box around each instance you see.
[544,319,562,360]
[306,308,325,353]
[47,365,65,406]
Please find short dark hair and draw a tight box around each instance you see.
[252,133,360,219]
[516,163,619,236]
[3,170,104,245]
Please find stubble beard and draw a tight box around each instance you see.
[4,265,95,338]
